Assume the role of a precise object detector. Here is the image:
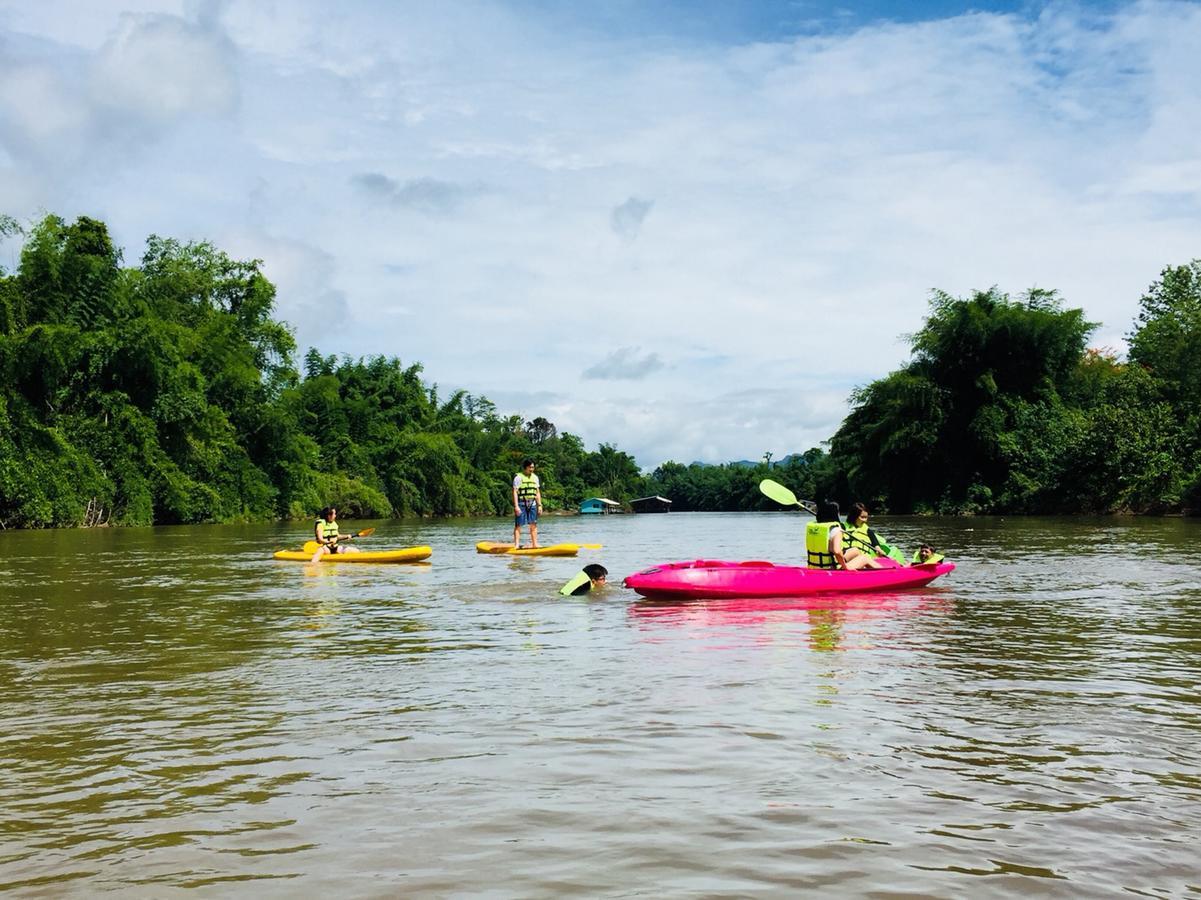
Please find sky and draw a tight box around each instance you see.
[1,0,1199,468]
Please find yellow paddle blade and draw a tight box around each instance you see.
[759,479,817,515]
[579,543,603,549]
[302,540,320,554]
[759,478,799,506]
[355,527,376,538]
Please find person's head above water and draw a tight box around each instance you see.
[559,563,609,596]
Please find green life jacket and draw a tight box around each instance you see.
[558,571,592,596]
[843,522,878,556]
[805,521,841,569]
[911,550,945,565]
[516,473,539,503]
[316,519,339,541]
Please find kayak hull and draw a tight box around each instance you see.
[476,541,580,557]
[624,559,954,599]
[274,545,432,564]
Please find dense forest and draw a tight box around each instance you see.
[1,213,1197,527]
[0,214,644,527]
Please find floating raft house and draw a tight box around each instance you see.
[579,497,622,514]
[630,495,672,513]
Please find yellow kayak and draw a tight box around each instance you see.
[274,545,432,564]
[476,542,579,557]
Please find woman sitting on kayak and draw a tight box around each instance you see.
[805,500,883,571]
[842,502,886,558]
[312,507,361,560]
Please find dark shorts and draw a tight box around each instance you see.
[514,502,539,526]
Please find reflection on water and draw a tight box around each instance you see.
[2,513,1200,895]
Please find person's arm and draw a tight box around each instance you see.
[315,522,325,545]
[512,479,520,513]
[831,528,848,569]
[536,477,543,511]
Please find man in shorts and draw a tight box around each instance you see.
[512,458,542,548]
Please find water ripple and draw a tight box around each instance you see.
[1,514,1199,895]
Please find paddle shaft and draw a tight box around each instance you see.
[303,527,376,555]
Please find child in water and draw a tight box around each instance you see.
[912,544,945,564]
[558,564,609,596]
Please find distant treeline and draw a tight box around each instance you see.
[1,213,1197,527]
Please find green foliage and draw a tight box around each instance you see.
[0,213,662,527]
[825,281,1199,514]
[1,211,1196,526]
[643,452,832,512]
[1128,261,1201,405]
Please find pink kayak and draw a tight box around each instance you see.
[623,559,955,599]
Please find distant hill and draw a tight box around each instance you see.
[690,454,808,469]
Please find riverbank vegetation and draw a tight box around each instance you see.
[1,213,1196,526]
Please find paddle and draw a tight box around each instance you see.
[302,527,376,556]
[875,539,909,565]
[758,479,817,515]
[761,480,910,565]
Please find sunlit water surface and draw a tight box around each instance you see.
[2,513,1200,896]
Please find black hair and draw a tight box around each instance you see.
[521,458,535,468]
[816,500,841,522]
[320,506,335,519]
[846,501,868,523]
[583,564,608,580]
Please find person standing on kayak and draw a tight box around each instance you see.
[805,500,881,571]
[512,459,543,548]
[312,507,360,562]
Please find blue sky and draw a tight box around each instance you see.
[514,0,1056,40]
[2,1,1200,467]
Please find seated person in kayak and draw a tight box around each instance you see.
[912,544,945,564]
[312,506,360,560]
[805,500,883,571]
[845,501,909,564]
[558,564,609,596]
[843,502,886,557]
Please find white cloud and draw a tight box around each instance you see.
[582,346,664,380]
[3,0,1201,466]
[0,63,89,144]
[219,229,353,350]
[92,12,238,123]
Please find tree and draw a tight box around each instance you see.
[828,288,1096,513]
[525,416,556,444]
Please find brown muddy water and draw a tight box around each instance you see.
[2,512,1200,896]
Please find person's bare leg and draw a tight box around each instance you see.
[845,554,882,570]
[530,521,539,548]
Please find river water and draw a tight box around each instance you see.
[2,512,1200,896]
